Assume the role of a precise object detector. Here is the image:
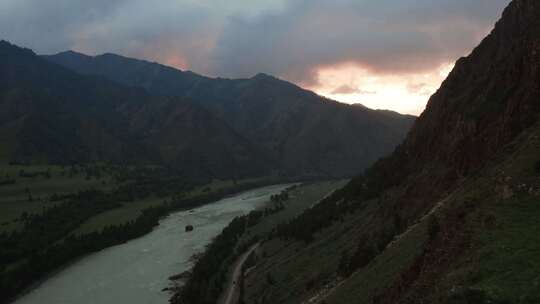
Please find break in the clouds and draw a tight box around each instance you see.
[0,0,510,114]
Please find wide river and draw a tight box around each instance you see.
[16,184,291,304]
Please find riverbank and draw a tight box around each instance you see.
[5,178,299,304]
[15,184,294,304]
[171,180,348,304]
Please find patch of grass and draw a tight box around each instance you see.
[73,196,167,235]
[0,200,60,232]
[186,178,266,198]
[244,180,348,238]
[326,216,429,304]
[0,168,114,232]
[475,194,540,303]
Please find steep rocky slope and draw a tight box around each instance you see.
[45,52,415,177]
[239,1,540,303]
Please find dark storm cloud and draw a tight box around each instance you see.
[0,0,510,85]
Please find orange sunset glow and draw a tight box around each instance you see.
[309,63,455,115]
[7,0,507,116]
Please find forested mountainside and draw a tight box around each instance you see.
[220,1,540,303]
[0,40,273,179]
[45,52,415,177]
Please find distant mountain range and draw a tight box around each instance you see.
[0,40,414,180]
[43,50,415,178]
[0,41,272,179]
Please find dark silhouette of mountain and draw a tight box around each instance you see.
[198,1,540,303]
[0,40,270,179]
[44,52,415,177]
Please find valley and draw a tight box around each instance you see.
[0,38,414,302]
[0,36,418,302]
[1,0,538,303]
[0,161,290,303]
[14,184,293,304]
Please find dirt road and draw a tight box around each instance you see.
[219,243,260,304]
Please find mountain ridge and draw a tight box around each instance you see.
[0,40,273,179]
[44,51,416,177]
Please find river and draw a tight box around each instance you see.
[15,184,291,304]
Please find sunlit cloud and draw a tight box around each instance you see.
[0,0,509,114]
[310,63,454,116]
[330,84,376,95]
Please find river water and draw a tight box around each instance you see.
[16,184,291,304]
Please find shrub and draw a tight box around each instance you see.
[428,216,441,241]
[266,272,276,285]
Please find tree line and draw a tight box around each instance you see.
[0,176,280,303]
[172,188,292,304]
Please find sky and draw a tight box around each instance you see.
[0,0,511,115]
